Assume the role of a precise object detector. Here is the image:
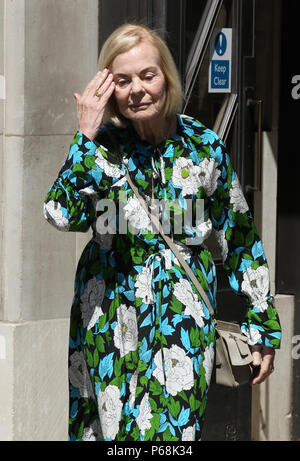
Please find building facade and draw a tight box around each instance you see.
[0,0,298,441]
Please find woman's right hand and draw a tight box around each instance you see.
[73,69,115,141]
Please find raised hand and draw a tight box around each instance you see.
[74,68,115,141]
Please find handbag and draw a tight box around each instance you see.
[105,127,254,387]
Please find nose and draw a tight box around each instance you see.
[130,77,144,95]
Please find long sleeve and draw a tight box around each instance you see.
[44,131,103,232]
[205,130,281,349]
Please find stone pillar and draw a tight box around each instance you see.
[0,0,98,441]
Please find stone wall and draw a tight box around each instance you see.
[0,0,98,441]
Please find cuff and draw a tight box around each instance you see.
[241,297,282,349]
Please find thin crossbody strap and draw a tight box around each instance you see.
[123,168,215,318]
[102,126,215,317]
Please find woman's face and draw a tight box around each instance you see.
[111,40,167,124]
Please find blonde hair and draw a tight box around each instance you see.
[98,23,183,126]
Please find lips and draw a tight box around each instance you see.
[130,103,150,110]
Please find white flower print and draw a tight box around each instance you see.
[82,427,96,441]
[241,266,270,312]
[203,343,215,386]
[123,195,153,232]
[113,305,138,357]
[182,424,196,441]
[69,351,94,399]
[135,266,154,304]
[195,219,213,240]
[80,278,106,330]
[214,229,228,262]
[111,176,127,188]
[197,157,221,196]
[173,279,205,328]
[242,327,262,346]
[98,385,123,440]
[82,421,103,441]
[136,393,153,436]
[153,345,194,396]
[229,177,249,213]
[43,200,70,231]
[95,149,123,178]
[172,157,202,197]
[129,371,138,409]
[173,278,197,305]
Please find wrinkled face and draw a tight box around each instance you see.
[111,40,167,124]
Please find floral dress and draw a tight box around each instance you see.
[43,114,281,441]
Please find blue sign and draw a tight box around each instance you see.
[209,28,232,93]
[210,60,230,89]
[214,32,227,56]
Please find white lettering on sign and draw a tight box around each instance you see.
[291,75,300,100]
[214,77,227,86]
[214,64,227,74]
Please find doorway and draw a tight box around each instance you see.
[99,0,259,440]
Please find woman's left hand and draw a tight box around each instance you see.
[250,345,275,385]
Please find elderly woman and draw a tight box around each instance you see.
[44,24,281,441]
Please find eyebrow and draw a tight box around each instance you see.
[113,66,158,77]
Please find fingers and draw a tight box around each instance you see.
[250,346,275,386]
[251,346,262,366]
[82,69,113,100]
[94,72,115,103]
[73,69,115,140]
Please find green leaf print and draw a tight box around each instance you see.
[245,229,254,247]
[98,313,107,330]
[264,319,281,330]
[168,397,181,418]
[71,133,81,146]
[140,376,148,387]
[114,357,123,377]
[177,390,189,403]
[148,397,158,413]
[93,349,99,368]
[190,327,201,347]
[169,296,183,314]
[199,367,207,397]
[225,226,232,240]
[85,329,95,347]
[149,378,162,396]
[84,155,96,170]
[97,146,108,159]
[163,167,173,181]
[86,348,93,368]
[234,211,251,228]
[233,229,244,246]
[229,252,239,271]
[251,260,260,270]
[73,163,85,174]
[189,393,201,411]
[195,269,209,291]
[131,425,141,441]
[136,179,149,190]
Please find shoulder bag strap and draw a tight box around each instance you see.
[102,126,215,318]
[123,166,215,318]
